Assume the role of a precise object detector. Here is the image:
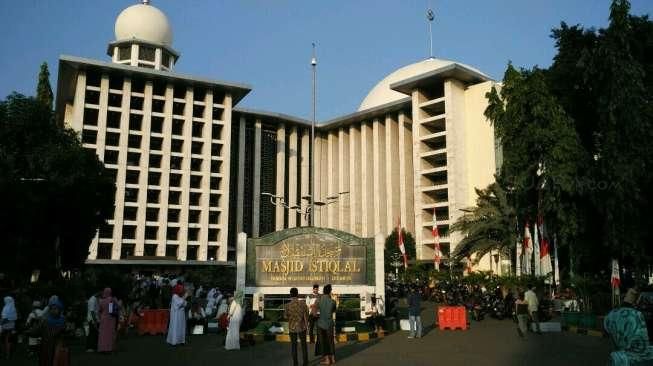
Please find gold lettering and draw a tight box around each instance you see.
[344,261,351,272]
[263,261,272,272]
[272,261,280,273]
[310,260,317,272]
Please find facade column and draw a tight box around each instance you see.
[199,90,213,260]
[360,121,369,236]
[157,84,175,257]
[384,115,395,236]
[111,76,131,259]
[327,131,336,228]
[70,72,87,135]
[300,129,310,227]
[219,93,233,261]
[252,119,262,236]
[349,125,360,236]
[338,127,348,231]
[236,116,246,233]
[288,126,298,228]
[275,123,286,230]
[134,82,153,256]
[398,112,407,231]
[178,86,194,261]
[372,118,381,236]
[313,135,322,226]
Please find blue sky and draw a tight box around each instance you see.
[0,0,651,121]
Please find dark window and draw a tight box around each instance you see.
[124,188,138,202]
[209,194,219,207]
[173,86,185,99]
[82,129,97,144]
[208,229,218,242]
[122,225,136,239]
[210,177,221,190]
[106,168,118,182]
[97,244,112,259]
[170,156,182,170]
[104,149,119,165]
[191,142,203,155]
[189,210,201,223]
[173,102,185,116]
[194,88,206,102]
[128,135,141,149]
[105,132,120,147]
[119,46,131,61]
[168,209,180,223]
[152,99,165,113]
[166,227,179,240]
[130,96,144,111]
[171,139,183,153]
[120,244,135,259]
[146,189,159,203]
[210,160,221,173]
[192,122,203,138]
[190,175,201,189]
[211,124,222,139]
[123,206,138,221]
[212,90,225,105]
[211,143,221,155]
[165,245,178,258]
[153,81,166,96]
[151,116,164,133]
[83,108,99,126]
[169,173,181,187]
[145,226,158,240]
[99,224,114,238]
[127,152,140,166]
[168,190,180,205]
[108,93,121,107]
[150,136,163,151]
[109,75,123,90]
[187,245,199,260]
[162,52,171,68]
[85,89,100,105]
[172,120,184,135]
[189,192,201,207]
[227,249,236,262]
[146,207,159,222]
[208,211,220,225]
[149,154,162,168]
[190,158,203,171]
[139,46,155,62]
[107,111,121,129]
[207,246,218,261]
[86,72,102,87]
[125,169,140,184]
[193,105,204,118]
[148,172,161,186]
[129,114,143,131]
[212,107,223,121]
[131,78,145,93]
[144,244,157,257]
[188,228,199,241]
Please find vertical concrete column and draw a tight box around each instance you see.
[338,127,348,231]
[94,74,108,161]
[130,44,138,67]
[71,71,86,135]
[157,84,174,257]
[236,116,247,233]
[327,131,336,228]
[220,93,233,261]
[313,135,322,226]
[349,125,361,236]
[252,119,262,236]
[134,82,153,256]
[375,233,386,315]
[360,121,369,236]
[288,126,298,228]
[275,123,286,230]
[111,76,131,259]
[300,129,310,227]
[236,232,247,292]
[384,115,395,236]
[372,118,381,236]
[154,48,162,71]
[398,112,407,232]
[199,90,213,260]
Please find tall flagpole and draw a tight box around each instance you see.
[310,43,317,226]
[427,4,435,58]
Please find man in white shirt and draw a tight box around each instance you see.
[305,284,320,343]
[524,285,541,334]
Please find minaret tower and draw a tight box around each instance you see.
[107,0,179,71]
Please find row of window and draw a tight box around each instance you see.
[82,131,223,157]
[121,183,222,204]
[99,148,221,172]
[96,243,220,261]
[99,223,221,241]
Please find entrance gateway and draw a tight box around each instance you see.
[236,227,385,318]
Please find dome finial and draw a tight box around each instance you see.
[142,0,150,5]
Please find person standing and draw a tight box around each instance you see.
[316,284,336,365]
[85,291,100,352]
[515,291,529,338]
[29,298,67,366]
[525,285,541,334]
[25,301,44,357]
[225,292,243,350]
[407,287,422,339]
[166,285,188,346]
[98,288,118,353]
[1,296,18,359]
[285,288,309,366]
[306,284,320,343]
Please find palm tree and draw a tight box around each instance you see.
[451,182,517,264]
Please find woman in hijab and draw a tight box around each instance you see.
[224,291,243,350]
[167,285,188,346]
[1,296,18,359]
[604,306,653,365]
[98,288,118,353]
[29,298,67,366]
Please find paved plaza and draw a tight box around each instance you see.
[9,304,611,366]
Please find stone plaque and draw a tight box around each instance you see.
[255,233,367,286]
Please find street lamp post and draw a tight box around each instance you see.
[310,43,317,227]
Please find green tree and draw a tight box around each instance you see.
[384,228,416,274]
[36,62,53,111]
[0,93,114,282]
[450,182,517,263]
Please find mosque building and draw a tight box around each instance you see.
[55,1,502,272]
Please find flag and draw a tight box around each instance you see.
[432,209,441,271]
[611,259,621,288]
[516,239,522,277]
[553,235,560,286]
[523,222,532,274]
[533,222,541,276]
[538,217,553,282]
[397,218,407,269]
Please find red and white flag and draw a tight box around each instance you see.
[397,218,407,269]
[538,217,553,281]
[523,222,532,274]
[611,259,620,288]
[432,209,441,271]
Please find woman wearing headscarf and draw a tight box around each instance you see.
[98,288,118,353]
[1,296,18,359]
[28,298,67,366]
[604,306,653,365]
[224,291,243,350]
[166,284,188,346]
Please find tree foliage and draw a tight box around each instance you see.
[384,228,416,273]
[0,93,114,281]
[36,62,53,111]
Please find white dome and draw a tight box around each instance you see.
[358,58,486,111]
[115,3,172,46]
